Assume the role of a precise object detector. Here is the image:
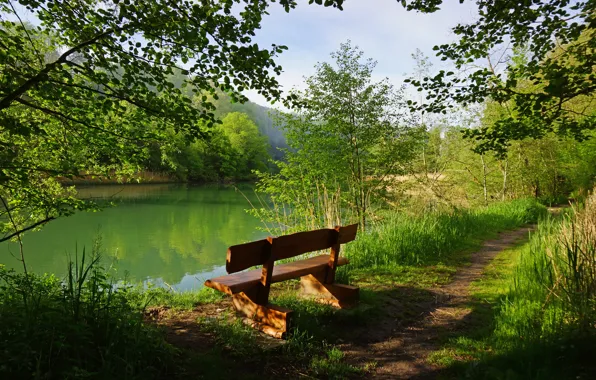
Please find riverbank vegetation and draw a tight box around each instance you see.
[0,198,545,379]
[430,192,596,379]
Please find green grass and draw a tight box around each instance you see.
[142,285,225,310]
[310,347,363,379]
[0,198,550,379]
[334,198,547,291]
[427,243,521,369]
[429,204,596,380]
[343,199,546,270]
[193,291,365,379]
[189,197,546,378]
[147,198,549,379]
[0,250,176,379]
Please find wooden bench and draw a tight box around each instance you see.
[204,224,359,338]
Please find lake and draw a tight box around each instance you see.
[1,184,267,291]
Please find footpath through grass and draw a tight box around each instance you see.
[430,197,596,380]
[0,199,547,379]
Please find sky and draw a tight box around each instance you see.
[245,0,479,107]
[7,0,478,110]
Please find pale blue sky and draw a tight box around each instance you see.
[246,0,478,106]
[8,0,478,108]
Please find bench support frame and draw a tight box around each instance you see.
[232,290,293,339]
[300,272,359,308]
[207,224,359,339]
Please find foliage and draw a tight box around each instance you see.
[253,41,423,231]
[405,120,596,208]
[503,196,596,340]
[0,248,174,379]
[144,111,270,182]
[219,112,270,179]
[204,88,288,161]
[403,0,595,152]
[0,0,341,241]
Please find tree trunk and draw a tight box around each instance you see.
[481,154,488,206]
[501,158,508,201]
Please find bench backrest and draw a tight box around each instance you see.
[226,224,359,274]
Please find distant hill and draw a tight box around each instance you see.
[167,71,287,160]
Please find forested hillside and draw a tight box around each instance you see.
[208,90,287,161]
[142,71,286,182]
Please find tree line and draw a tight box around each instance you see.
[252,37,595,232]
[1,0,594,241]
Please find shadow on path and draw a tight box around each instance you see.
[339,226,536,379]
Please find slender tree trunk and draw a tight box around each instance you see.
[1,196,30,307]
[501,158,508,201]
[481,154,488,206]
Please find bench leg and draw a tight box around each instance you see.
[300,274,359,308]
[232,291,293,339]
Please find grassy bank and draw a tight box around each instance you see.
[340,199,546,285]
[0,199,547,379]
[430,196,596,379]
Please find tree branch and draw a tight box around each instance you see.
[14,97,141,141]
[0,216,56,243]
[47,79,161,116]
[0,24,134,111]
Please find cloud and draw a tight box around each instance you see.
[246,0,478,107]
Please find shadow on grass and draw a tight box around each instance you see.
[171,280,596,380]
[181,283,446,379]
[418,294,596,380]
[434,336,596,380]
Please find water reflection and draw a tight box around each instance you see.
[2,184,266,290]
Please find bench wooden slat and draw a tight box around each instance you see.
[205,255,349,295]
[272,229,337,261]
[226,239,271,274]
[338,223,358,244]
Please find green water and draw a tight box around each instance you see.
[1,184,267,291]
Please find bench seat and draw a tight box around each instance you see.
[205,254,349,295]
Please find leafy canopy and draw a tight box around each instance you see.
[402,0,595,152]
[0,0,341,241]
[254,42,422,230]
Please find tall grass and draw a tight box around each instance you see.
[440,192,596,379]
[343,199,547,269]
[0,246,175,379]
[496,193,596,346]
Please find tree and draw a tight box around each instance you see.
[0,0,342,243]
[219,112,269,179]
[402,0,595,153]
[255,42,422,230]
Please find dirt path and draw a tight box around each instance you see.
[340,226,536,379]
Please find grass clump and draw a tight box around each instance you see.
[0,248,175,379]
[310,347,362,379]
[143,285,224,310]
